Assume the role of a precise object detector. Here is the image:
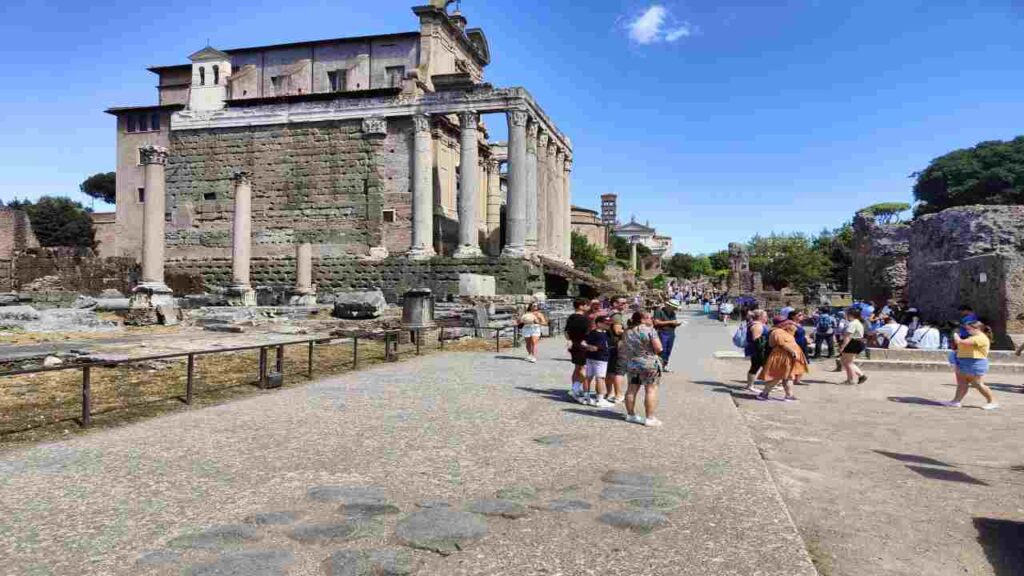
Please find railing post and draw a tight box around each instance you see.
[186,353,195,405]
[514,325,521,348]
[81,366,92,427]
[307,341,314,378]
[275,345,284,376]
[353,336,359,369]
[258,347,268,387]
[496,328,501,353]
[415,330,421,356]
[439,329,445,350]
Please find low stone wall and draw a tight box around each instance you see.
[7,252,138,295]
[850,212,910,303]
[167,256,547,302]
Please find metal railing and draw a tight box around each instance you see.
[0,318,571,430]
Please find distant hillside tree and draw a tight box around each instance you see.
[748,233,830,292]
[913,136,1024,216]
[80,172,116,204]
[571,232,608,278]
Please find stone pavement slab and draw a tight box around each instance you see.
[0,312,816,575]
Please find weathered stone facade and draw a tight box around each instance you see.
[570,206,608,251]
[0,209,39,260]
[726,242,763,295]
[908,205,1024,347]
[850,212,910,304]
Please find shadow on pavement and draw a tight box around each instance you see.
[887,396,944,406]
[906,465,989,486]
[973,517,1024,576]
[495,355,530,362]
[515,387,578,404]
[562,408,624,422]
[690,380,741,395]
[873,450,954,468]
[987,383,1024,394]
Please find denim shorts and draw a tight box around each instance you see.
[521,324,542,338]
[956,357,990,377]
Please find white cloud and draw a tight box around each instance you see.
[625,4,696,45]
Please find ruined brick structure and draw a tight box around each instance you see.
[850,211,910,304]
[726,242,763,295]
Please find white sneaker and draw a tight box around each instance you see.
[644,417,663,427]
[576,394,591,406]
[982,403,999,410]
[594,398,615,408]
[624,414,645,424]
[663,367,673,373]
[528,356,537,363]
[941,401,962,408]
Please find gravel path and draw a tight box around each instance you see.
[0,311,816,575]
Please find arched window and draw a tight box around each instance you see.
[199,66,205,86]
[212,65,220,85]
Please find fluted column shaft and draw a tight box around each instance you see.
[139,146,169,290]
[454,111,483,258]
[537,131,550,257]
[525,121,539,253]
[409,114,435,259]
[502,109,528,257]
[546,141,560,258]
[485,159,502,256]
[295,243,313,294]
[563,158,574,264]
[230,172,253,290]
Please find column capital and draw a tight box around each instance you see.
[508,108,530,127]
[362,117,387,137]
[232,170,253,185]
[459,110,479,128]
[556,149,566,162]
[486,157,500,171]
[546,139,558,157]
[526,121,539,140]
[537,131,550,149]
[139,145,169,166]
[411,114,432,133]
[563,158,573,173]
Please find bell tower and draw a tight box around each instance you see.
[188,46,232,111]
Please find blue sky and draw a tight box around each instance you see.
[1,0,1022,253]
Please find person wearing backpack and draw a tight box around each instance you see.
[812,307,836,359]
[743,309,770,391]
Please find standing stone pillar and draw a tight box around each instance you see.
[563,156,574,265]
[502,109,528,258]
[290,243,316,306]
[537,131,551,257]
[485,158,502,256]
[630,238,639,272]
[454,111,483,258]
[227,171,256,307]
[129,145,175,323]
[409,114,436,260]
[524,121,540,254]
[546,139,559,259]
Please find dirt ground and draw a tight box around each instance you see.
[706,360,1024,576]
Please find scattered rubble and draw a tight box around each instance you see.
[332,291,388,319]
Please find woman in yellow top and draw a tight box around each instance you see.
[942,321,998,410]
[757,319,808,402]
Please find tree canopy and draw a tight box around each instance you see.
[7,197,95,249]
[610,234,652,263]
[858,202,911,225]
[664,253,713,279]
[913,136,1024,216]
[570,232,608,278]
[748,233,831,292]
[79,172,116,204]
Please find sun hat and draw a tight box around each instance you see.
[666,299,682,309]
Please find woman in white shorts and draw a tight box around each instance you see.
[518,302,548,363]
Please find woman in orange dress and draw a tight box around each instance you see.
[757,319,808,402]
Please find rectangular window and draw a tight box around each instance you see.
[386,66,405,88]
[203,191,216,201]
[382,209,396,223]
[328,70,346,92]
[137,187,145,203]
[138,114,148,132]
[126,116,136,133]
[271,75,286,95]
[150,113,160,131]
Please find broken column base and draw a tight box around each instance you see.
[288,292,317,307]
[126,283,178,326]
[225,284,257,307]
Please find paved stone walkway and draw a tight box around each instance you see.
[0,311,816,575]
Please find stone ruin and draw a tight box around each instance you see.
[726,242,763,295]
[850,210,911,304]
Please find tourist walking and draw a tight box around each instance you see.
[813,307,836,359]
[653,299,683,372]
[564,298,593,399]
[787,310,811,386]
[837,308,868,385]
[719,299,735,325]
[744,309,770,391]
[757,319,807,401]
[620,311,664,426]
[518,302,547,363]
[942,321,998,410]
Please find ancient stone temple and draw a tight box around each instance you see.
[104,2,579,298]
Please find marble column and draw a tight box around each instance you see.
[563,156,574,265]
[630,240,639,272]
[409,114,435,260]
[290,243,316,306]
[502,109,528,258]
[137,146,171,297]
[454,111,483,258]
[537,131,551,257]
[485,158,502,256]
[524,121,540,254]
[546,139,559,259]
[227,171,256,306]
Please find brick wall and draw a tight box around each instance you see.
[0,209,39,260]
[9,252,138,294]
[165,119,412,259]
[166,256,544,301]
[850,212,910,303]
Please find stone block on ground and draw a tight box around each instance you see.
[332,291,387,319]
[458,274,496,297]
[393,509,488,555]
[99,289,125,298]
[190,549,295,576]
[597,510,669,533]
[465,499,530,519]
[323,549,416,576]
[0,305,40,323]
[167,524,259,550]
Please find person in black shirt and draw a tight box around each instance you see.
[582,316,615,407]
[652,299,682,372]
[564,298,592,399]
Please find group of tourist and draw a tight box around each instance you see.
[738,300,1005,409]
[557,296,669,427]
